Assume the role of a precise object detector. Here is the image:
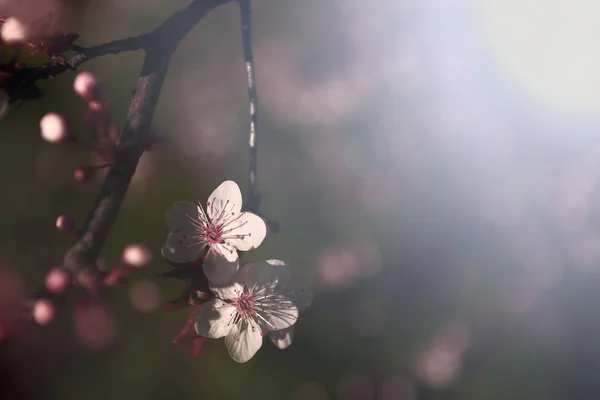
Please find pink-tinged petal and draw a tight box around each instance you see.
[203,251,239,285]
[194,299,234,339]
[241,259,291,290]
[225,320,263,363]
[222,212,267,251]
[263,297,298,331]
[165,201,200,233]
[161,231,204,263]
[207,181,243,224]
[269,326,295,350]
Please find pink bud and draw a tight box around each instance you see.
[73,71,100,101]
[121,244,152,268]
[40,112,73,143]
[72,166,95,183]
[33,299,55,326]
[45,268,70,294]
[55,214,75,234]
[1,17,28,45]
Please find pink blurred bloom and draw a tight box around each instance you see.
[121,244,152,268]
[45,268,69,294]
[33,298,55,325]
[40,112,72,143]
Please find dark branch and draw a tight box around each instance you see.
[62,0,233,281]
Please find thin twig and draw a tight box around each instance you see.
[239,0,260,214]
[16,34,149,82]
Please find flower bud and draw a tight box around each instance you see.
[73,71,100,101]
[40,112,72,143]
[55,214,75,234]
[121,244,152,268]
[33,298,55,326]
[72,166,95,183]
[1,17,28,45]
[45,268,70,294]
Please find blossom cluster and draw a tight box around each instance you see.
[162,180,312,363]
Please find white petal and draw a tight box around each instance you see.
[261,296,298,331]
[210,280,244,300]
[207,181,243,224]
[203,251,239,285]
[241,259,291,290]
[225,320,263,363]
[222,212,267,251]
[165,201,202,233]
[161,231,204,263]
[214,242,238,262]
[194,299,235,338]
[269,326,295,350]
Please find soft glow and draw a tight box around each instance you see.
[1,17,28,44]
[33,299,55,326]
[481,0,600,116]
[121,244,152,268]
[40,113,70,143]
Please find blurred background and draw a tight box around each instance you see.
[2,0,600,398]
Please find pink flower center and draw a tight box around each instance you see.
[204,224,222,245]
[234,294,255,317]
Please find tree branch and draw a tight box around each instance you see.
[62,0,233,281]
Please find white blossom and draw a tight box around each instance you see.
[161,180,267,284]
[195,259,309,363]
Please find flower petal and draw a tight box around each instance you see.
[261,296,298,331]
[210,280,244,300]
[222,212,267,251]
[203,251,239,285]
[214,242,238,262]
[165,201,202,233]
[241,259,291,290]
[269,326,295,350]
[161,231,204,263]
[194,299,234,339]
[207,181,243,224]
[225,320,263,363]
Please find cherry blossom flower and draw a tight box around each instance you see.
[195,259,308,363]
[161,180,267,284]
